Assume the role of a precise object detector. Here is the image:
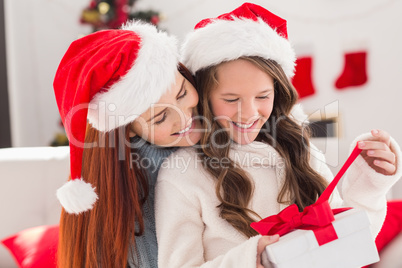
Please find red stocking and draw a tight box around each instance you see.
[362,200,402,268]
[335,51,368,89]
[292,56,316,99]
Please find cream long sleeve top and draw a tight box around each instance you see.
[155,133,402,268]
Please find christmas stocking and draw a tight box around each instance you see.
[335,51,368,89]
[291,56,316,99]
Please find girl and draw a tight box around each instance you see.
[155,3,401,268]
[53,21,226,268]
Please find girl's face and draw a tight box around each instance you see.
[130,71,202,147]
[209,59,275,145]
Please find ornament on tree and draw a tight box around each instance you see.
[151,14,160,25]
[50,119,69,147]
[130,10,161,26]
[335,51,368,89]
[81,8,102,26]
[292,56,316,99]
[80,0,161,32]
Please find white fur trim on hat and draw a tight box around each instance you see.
[56,178,98,214]
[181,18,296,77]
[290,103,309,125]
[87,21,179,132]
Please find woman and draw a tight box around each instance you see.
[53,21,220,268]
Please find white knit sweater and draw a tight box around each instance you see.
[155,133,402,268]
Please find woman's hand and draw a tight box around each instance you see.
[257,234,279,268]
[358,129,397,175]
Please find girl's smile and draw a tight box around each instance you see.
[231,118,260,133]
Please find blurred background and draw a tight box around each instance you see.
[0,0,402,267]
[1,0,402,162]
[2,0,401,185]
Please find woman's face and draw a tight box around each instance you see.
[209,59,275,145]
[130,71,202,147]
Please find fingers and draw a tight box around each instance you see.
[258,234,280,248]
[366,149,396,165]
[371,129,391,147]
[358,140,391,153]
[372,159,397,175]
[257,235,280,268]
[358,129,396,176]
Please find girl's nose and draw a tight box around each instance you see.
[239,100,258,122]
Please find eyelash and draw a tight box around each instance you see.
[153,87,187,125]
[154,112,167,125]
[257,95,270,99]
[177,88,187,100]
[224,98,239,103]
[224,95,269,103]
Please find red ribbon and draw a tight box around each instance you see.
[251,145,362,246]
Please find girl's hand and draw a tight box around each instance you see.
[257,234,279,268]
[358,129,397,176]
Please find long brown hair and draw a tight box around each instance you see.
[58,63,194,268]
[195,56,328,238]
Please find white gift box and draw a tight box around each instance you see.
[263,208,379,268]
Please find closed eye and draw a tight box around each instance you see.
[154,112,167,125]
[177,88,187,100]
[256,95,270,99]
[223,98,239,103]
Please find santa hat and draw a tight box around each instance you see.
[181,2,296,77]
[53,21,179,214]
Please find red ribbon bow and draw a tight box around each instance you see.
[251,145,362,246]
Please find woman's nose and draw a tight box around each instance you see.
[179,102,195,124]
[173,105,192,130]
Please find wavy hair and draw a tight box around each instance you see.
[195,56,328,238]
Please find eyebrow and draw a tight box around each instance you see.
[220,89,273,96]
[176,78,186,98]
[221,93,239,97]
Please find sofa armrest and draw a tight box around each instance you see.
[0,146,69,267]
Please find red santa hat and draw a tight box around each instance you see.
[53,21,179,214]
[181,2,296,77]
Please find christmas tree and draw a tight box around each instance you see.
[80,0,161,31]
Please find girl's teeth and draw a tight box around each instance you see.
[178,119,193,134]
[234,121,254,129]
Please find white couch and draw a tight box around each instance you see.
[0,146,69,268]
[0,146,401,267]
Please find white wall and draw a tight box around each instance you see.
[4,0,92,147]
[4,0,402,195]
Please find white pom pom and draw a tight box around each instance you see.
[290,104,309,125]
[56,179,98,214]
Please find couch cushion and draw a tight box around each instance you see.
[1,225,58,268]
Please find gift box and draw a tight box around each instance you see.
[263,208,379,268]
[252,145,380,268]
